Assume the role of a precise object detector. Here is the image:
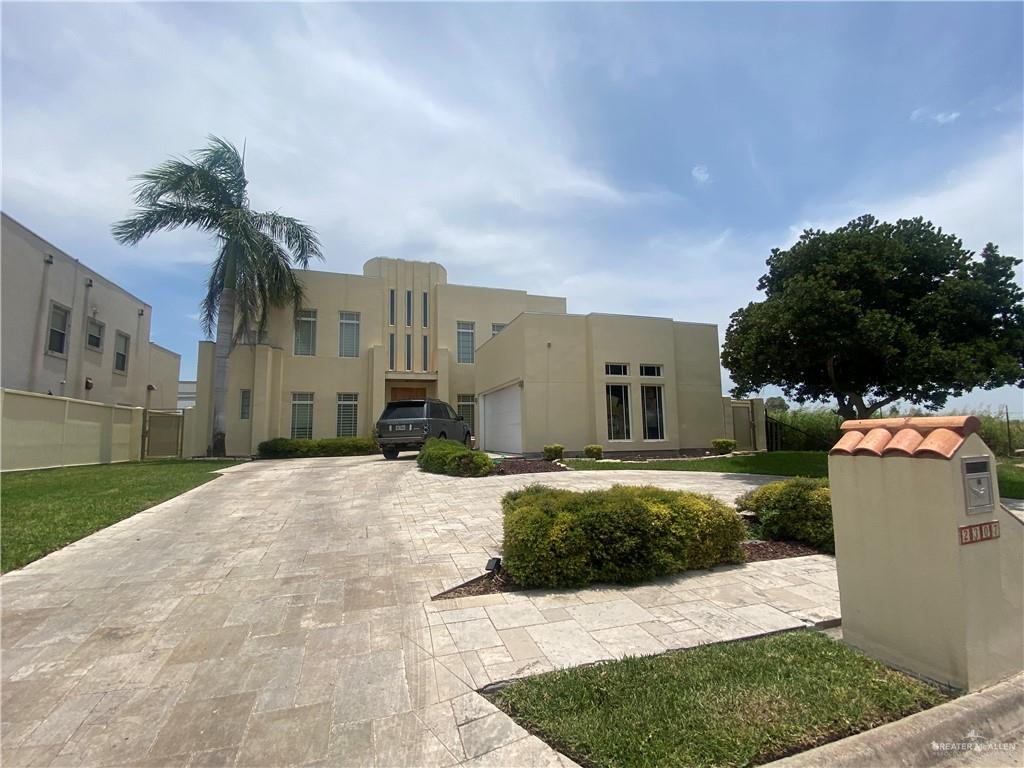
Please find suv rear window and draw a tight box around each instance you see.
[381,402,426,420]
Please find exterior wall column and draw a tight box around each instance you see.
[367,345,386,437]
[250,344,276,453]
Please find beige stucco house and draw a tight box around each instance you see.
[1,213,181,410]
[188,257,760,457]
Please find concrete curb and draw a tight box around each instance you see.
[765,673,1023,767]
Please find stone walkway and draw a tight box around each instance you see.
[2,456,839,767]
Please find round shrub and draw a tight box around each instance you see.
[445,450,494,478]
[542,444,565,461]
[502,484,745,588]
[584,444,604,459]
[711,438,737,455]
[736,477,833,553]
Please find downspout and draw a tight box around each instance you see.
[60,258,82,397]
[73,276,93,399]
[29,253,55,392]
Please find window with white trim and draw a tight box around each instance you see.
[291,392,314,439]
[457,394,475,433]
[336,393,358,437]
[605,363,629,376]
[339,312,360,358]
[239,389,251,420]
[47,303,70,355]
[388,289,396,325]
[113,331,130,373]
[605,384,631,440]
[85,317,104,351]
[640,364,663,377]
[491,323,506,337]
[405,334,412,370]
[388,333,396,370]
[294,310,317,356]
[457,321,475,363]
[641,385,664,440]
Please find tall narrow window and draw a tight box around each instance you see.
[422,335,429,371]
[291,392,314,439]
[114,331,130,373]
[47,303,70,355]
[457,321,475,364]
[457,394,475,433]
[389,289,396,325]
[239,389,252,420]
[491,323,506,337]
[405,290,413,327]
[294,310,317,356]
[339,312,360,358]
[405,334,412,370]
[606,384,631,440]
[422,291,429,327]
[85,318,104,351]
[641,385,664,440]
[336,393,358,437]
[388,333,396,370]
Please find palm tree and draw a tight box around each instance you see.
[113,136,323,456]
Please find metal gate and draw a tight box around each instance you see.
[145,410,183,458]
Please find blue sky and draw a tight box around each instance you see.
[3,2,1022,411]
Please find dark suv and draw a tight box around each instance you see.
[375,399,473,460]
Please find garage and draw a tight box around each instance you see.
[480,383,522,454]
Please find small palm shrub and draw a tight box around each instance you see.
[257,437,379,458]
[584,444,604,459]
[542,444,565,461]
[502,484,745,588]
[417,438,493,477]
[736,477,834,553]
[711,438,737,455]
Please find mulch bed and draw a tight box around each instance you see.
[741,540,819,561]
[490,459,567,475]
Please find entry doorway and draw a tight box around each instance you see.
[390,386,427,401]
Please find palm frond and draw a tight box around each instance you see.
[130,158,236,212]
[200,242,229,338]
[196,136,248,208]
[252,211,324,267]
[111,202,221,245]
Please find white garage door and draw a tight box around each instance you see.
[482,384,522,454]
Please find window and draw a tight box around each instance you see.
[457,394,475,432]
[606,384,631,440]
[291,392,314,439]
[491,323,506,337]
[457,321,475,363]
[605,363,629,376]
[337,393,358,437]
[113,331,130,373]
[405,334,412,370]
[405,290,413,327]
[388,333,396,370]
[389,289,396,325]
[85,318,104,351]
[339,312,360,358]
[641,385,665,440]
[47,303,70,355]
[294,310,317,356]
[239,389,252,420]
[640,364,663,377]
[422,335,429,371]
[422,292,429,327]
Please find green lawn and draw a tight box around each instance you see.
[494,630,949,768]
[565,451,1024,499]
[565,451,829,477]
[1,459,240,572]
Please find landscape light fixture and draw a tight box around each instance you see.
[485,557,502,574]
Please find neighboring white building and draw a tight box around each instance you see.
[177,380,197,410]
[1,213,180,409]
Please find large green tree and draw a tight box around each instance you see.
[722,215,1024,420]
[113,137,323,455]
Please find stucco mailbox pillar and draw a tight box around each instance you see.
[828,416,1022,692]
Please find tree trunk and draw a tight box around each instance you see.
[210,286,235,457]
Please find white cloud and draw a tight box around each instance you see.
[910,107,961,125]
[691,164,711,184]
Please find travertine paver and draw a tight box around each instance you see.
[1,456,840,767]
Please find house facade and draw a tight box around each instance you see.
[188,257,760,457]
[1,213,180,409]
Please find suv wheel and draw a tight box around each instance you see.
[438,432,446,441]
[382,447,399,460]
[464,433,473,449]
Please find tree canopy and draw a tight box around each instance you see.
[722,215,1024,420]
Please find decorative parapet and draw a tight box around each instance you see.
[829,415,981,460]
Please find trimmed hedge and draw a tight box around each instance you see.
[736,477,834,554]
[711,438,737,455]
[257,437,379,459]
[502,484,745,588]
[417,438,494,478]
[584,444,604,459]
[542,444,564,461]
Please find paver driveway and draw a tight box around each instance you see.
[2,456,839,767]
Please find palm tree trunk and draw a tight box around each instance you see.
[210,286,235,456]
